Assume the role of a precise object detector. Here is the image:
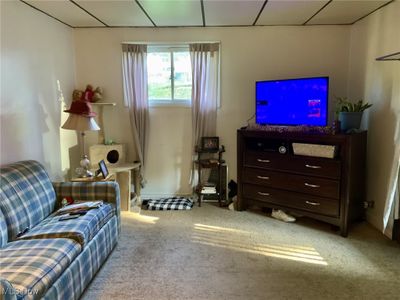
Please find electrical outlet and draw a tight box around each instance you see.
[364,201,375,209]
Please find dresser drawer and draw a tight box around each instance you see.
[244,150,341,179]
[243,167,340,199]
[243,184,339,217]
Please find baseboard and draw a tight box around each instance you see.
[365,210,383,232]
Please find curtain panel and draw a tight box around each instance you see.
[190,43,220,186]
[122,44,149,183]
[190,43,220,149]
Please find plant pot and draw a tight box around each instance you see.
[338,112,363,132]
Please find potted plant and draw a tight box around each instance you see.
[335,96,372,132]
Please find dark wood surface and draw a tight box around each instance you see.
[237,128,367,237]
[394,219,400,242]
[243,167,340,199]
[195,147,226,207]
[243,184,340,217]
[244,150,341,179]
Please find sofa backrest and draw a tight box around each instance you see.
[0,208,7,247]
[0,160,56,241]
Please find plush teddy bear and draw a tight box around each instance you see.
[72,85,103,102]
[92,87,103,102]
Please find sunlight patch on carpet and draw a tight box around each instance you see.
[192,223,327,266]
[194,223,250,234]
[122,212,159,224]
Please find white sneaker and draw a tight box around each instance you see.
[271,209,296,223]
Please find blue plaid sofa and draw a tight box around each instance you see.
[0,161,120,300]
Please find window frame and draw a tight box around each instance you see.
[147,45,192,107]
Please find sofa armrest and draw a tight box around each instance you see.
[52,181,121,233]
[0,278,17,300]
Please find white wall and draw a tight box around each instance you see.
[73,26,351,196]
[347,2,400,232]
[1,1,396,231]
[0,1,76,180]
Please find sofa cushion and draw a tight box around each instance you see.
[18,203,115,247]
[0,238,81,300]
[0,209,8,247]
[0,161,56,241]
[0,278,16,300]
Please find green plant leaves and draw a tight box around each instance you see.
[334,96,372,114]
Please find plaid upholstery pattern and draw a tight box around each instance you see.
[0,278,16,300]
[0,161,56,241]
[52,181,121,233]
[0,238,81,300]
[43,217,118,300]
[18,203,115,247]
[0,208,8,247]
[146,197,193,210]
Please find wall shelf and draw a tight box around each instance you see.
[91,102,116,106]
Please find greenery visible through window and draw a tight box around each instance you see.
[147,46,192,104]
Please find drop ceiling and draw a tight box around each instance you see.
[22,0,394,28]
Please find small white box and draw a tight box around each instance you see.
[292,143,336,158]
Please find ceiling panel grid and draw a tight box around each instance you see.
[75,0,153,27]
[25,0,105,27]
[21,0,395,28]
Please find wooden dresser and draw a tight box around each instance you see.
[237,129,367,236]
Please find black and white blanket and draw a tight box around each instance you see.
[145,197,193,211]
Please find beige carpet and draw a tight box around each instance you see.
[82,204,399,300]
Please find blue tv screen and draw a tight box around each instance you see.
[256,77,329,126]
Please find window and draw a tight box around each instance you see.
[147,46,192,106]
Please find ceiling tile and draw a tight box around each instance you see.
[308,0,390,24]
[25,0,104,27]
[257,0,330,25]
[75,1,153,26]
[139,0,203,26]
[203,0,264,26]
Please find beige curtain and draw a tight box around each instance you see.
[190,43,220,149]
[122,44,149,183]
[190,43,220,185]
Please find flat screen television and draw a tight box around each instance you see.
[255,76,329,126]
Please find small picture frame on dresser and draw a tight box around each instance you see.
[201,137,219,152]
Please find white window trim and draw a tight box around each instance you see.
[147,45,192,107]
[149,99,191,108]
[129,42,220,108]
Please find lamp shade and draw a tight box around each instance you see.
[62,114,100,131]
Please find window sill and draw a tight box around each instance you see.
[149,100,191,108]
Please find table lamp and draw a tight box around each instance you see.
[62,101,100,177]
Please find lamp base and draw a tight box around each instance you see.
[75,167,94,178]
[76,155,94,178]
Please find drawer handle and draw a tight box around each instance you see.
[257,175,270,180]
[257,159,271,163]
[305,164,322,169]
[305,201,321,206]
[257,192,270,196]
[304,183,320,188]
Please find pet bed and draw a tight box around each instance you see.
[145,197,193,210]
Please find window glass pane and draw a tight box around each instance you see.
[173,52,192,100]
[147,52,171,100]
